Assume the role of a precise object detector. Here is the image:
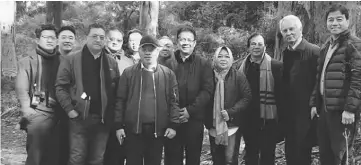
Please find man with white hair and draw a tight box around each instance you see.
[278,15,320,165]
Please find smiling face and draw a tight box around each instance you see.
[139,44,160,66]
[106,30,123,52]
[87,28,105,52]
[327,10,349,35]
[37,30,57,51]
[248,35,265,58]
[215,48,232,70]
[177,31,196,56]
[58,30,75,53]
[159,38,174,57]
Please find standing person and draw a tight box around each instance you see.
[163,26,214,165]
[15,24,61,165]
[58,25,76,56]
[55,23,120,165]
[205,46,251,165]
[123,29,143,64]
[309,4,361,165]
[158,36,177,68]
[103,27,127,165]
[56,25,77,165]
[114,35,180,165]
[239,33,284,165]
[278,15,320,165]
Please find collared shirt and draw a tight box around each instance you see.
[92,51,101,59]
[141,63,157,72]
[320,42,339,95]
[181,55,191,62]
[289,36,303,50]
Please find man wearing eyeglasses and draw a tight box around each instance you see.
[103,27,127,165]
[55,23,120,165]
[16,24,61,165]
[163,26,214,165]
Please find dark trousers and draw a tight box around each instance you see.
[318,105,357,165]
[25,110,58,165]
[104,130,126,165]
[209,130,241,165]
[68,114,110,165]
[58,117,70,165]
[164,119,204,165]
[125,124,164,165]
[285,121,315,165]
[243,119,277,165]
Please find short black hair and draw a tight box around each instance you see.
[326,4,349,21]
[107,26,124,36]
[247,33,265,48]
[86,23,105,35]
[127,29,143,38]
[57,25,76,37]
[176,26,196,40]
[35,24,57,39]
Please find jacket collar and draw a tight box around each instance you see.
[175,50,195,63]
[293,38,308,51]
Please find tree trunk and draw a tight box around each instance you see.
[46,1,63,29]
[1,1,17,77]
[139,1,159,36]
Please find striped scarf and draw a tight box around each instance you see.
[239,53,277,119]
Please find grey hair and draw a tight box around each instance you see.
[279,15,303,32]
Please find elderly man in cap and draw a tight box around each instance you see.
[114,35,180,165]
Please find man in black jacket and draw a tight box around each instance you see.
[309,4,361,165]
[278,15,320,165]
[163,26,214,165]
[239,33,284,165]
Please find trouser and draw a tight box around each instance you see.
[68,114,110,165]
[125,124,164,165]
[243,119,278,165]
[318,104,358,165]
[104,129,126,165]
[25,109,58,165]
[58,117,70,165]
[164,119,204,165]
[209,129,241,165]
[285,120,316,165]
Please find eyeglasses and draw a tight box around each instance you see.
[41,35,57,41]
[250,42,265,47]
[108,37,123,43]
[89,35,105,41]
[178,38,195,43]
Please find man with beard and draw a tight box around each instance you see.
[56,25,77,165]
[278,15,320,165]
[58,26,76,56]
[163,26,214,165]
[158,36,176,68]
[103,27,127,165]
[56,23,120,165]
[309,4,361,165]
[123,29,143,64]
[16,24,61,165]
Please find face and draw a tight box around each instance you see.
[327,11,349,35]
[248,35,266,57]
[106,30,123,51]
[177,31,196,55]
[87,28,105,51]
[280,19,302,44]
[159,38,174,57]
[58,30,75,53]
[139,44,160,66]
[215,49,232,70]
[128,32,142,52]
[37,30,57,51]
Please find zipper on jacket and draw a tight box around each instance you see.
[152,73,158,138]
[137,71,143,133]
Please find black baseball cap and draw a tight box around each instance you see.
[139,35,160,47]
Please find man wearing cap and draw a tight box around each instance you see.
[114,35,180,165]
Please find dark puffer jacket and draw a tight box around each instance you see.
[309,30,361,114]
[204,68,252,129]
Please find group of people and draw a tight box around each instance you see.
[15,4,360,165]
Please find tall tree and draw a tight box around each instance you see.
[46,1,63,29]
[139,1,159,36]
[1,1,17,77]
